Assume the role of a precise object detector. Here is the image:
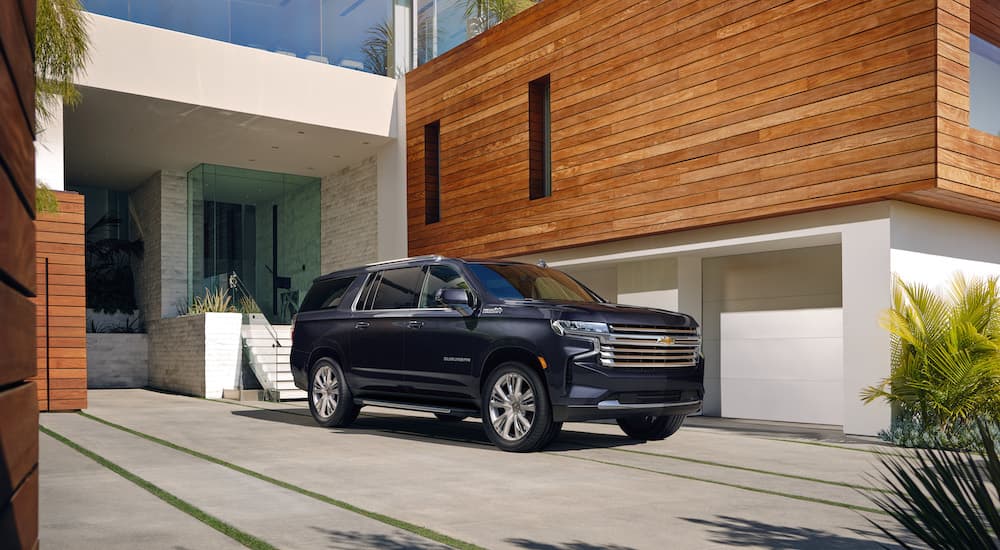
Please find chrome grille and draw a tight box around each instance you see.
[601,324,700,368]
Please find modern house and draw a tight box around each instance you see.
[41,0,1000,435]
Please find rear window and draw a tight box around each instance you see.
[299,276,356,312]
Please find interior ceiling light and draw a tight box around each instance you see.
[272,145,280,149]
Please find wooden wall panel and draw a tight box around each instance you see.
[0,0,38,547]
[30,191,88,412]
[406,0,942,258]
[895,0,1000,214]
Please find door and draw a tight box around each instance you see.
[404,264,482,401]
[349,266,424,395]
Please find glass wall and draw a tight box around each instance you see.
[81,0,396,76]
[971,35,1000,136]
[188,165,321,324]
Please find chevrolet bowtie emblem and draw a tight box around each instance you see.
[658,336,675,345]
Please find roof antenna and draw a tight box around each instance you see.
[536,259,548,268]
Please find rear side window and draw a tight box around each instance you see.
[299,276,356,312]
[365,267,425,310]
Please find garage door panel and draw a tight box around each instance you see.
[721,379,843,426]
[720,309,843,425]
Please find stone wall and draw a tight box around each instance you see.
[147,313,242,398]
[87,334,149,388]
[148,315,205,397]
[130,171,188,323]
[321,156,378,274]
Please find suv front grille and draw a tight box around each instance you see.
[601,325,700,368]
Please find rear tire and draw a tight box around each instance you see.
[434,413,468,422]
[482,362,555,452]
[617,414,686,441]
[307,358,360,428]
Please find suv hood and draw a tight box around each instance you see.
[519,300,696,329]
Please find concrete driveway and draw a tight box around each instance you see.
[40,390,906,549]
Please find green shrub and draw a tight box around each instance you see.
[862,273,1000,431]
[36,183,59,213]
[879,413,1000,452]
[239,296,261,314]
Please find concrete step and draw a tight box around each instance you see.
[275,380,299,391]
[277,389,307,401]
[244,338,291,348]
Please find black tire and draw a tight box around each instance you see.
[617,414,686,441]
[482,361,555,452]
[307,358,360,428]
[434,413,468,422]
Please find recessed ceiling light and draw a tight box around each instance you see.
[307,167,314,171]
[248,159,256,162]
[271,146,280,150]
[297,130,305,135]
[362,141,370,145]
[333,154,341,158]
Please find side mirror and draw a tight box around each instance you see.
[435,288,475,316]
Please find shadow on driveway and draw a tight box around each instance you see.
[679,515,897,549]
[505,539,638,550]
[230,408,642,451]
[309,526,452,550]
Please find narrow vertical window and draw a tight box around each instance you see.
[529,75,551,200]
[424,121,441,224]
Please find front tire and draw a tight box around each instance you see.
[617,414,686,441]
[308,358,360,428]
[482,362,556,452]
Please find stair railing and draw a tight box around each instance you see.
[228,271,282,401]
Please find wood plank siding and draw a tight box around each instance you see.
[0,0,39,547]
[899,0,1000,212]
[31,191,88,412]
[405,0,1000,258]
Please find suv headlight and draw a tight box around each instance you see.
[551,320,610,337]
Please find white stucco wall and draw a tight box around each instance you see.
[35,103,64,190]
[79,13,398,138]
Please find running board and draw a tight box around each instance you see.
[354,399,479,417]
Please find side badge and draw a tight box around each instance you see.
[482,306,503,315]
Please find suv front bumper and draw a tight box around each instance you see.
[550,355,704,422]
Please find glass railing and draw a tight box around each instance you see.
[416,0,540,65]
[971,35,1000,136]
[80,0,396,76]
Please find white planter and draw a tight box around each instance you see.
[148,312,243,399]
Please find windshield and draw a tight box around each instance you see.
[467,263,601,303]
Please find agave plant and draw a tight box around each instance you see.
[868,421,1000,548]
[187,287,236,315]
[239,295,262,315]
[862,274,1000,430]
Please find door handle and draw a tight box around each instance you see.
[355,321,370,329]
[407,320,424,329]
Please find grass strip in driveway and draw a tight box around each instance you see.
[767,438,888,454]
[560,453,886,515]
[78,412,485,550]
[40,426,277,550]
[610,448,892,494]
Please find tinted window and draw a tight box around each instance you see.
[299,276,356,312]
[419,265,469,308]
[468,263,600,302]
[369,267,424,310]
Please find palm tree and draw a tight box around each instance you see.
[861,274,1000,430]
[362,19,394,77]
[464,0,536,35]
[35,0,90,122]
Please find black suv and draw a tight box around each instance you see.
[291,256,704,452]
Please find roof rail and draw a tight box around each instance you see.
[364,255,444,268]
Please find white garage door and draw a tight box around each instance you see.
[704,245,844,426]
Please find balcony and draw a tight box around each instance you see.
[80,0,395,76]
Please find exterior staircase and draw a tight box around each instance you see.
[242,323,306,401]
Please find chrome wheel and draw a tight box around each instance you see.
[488,372,536,441]
[312,364,339,420]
